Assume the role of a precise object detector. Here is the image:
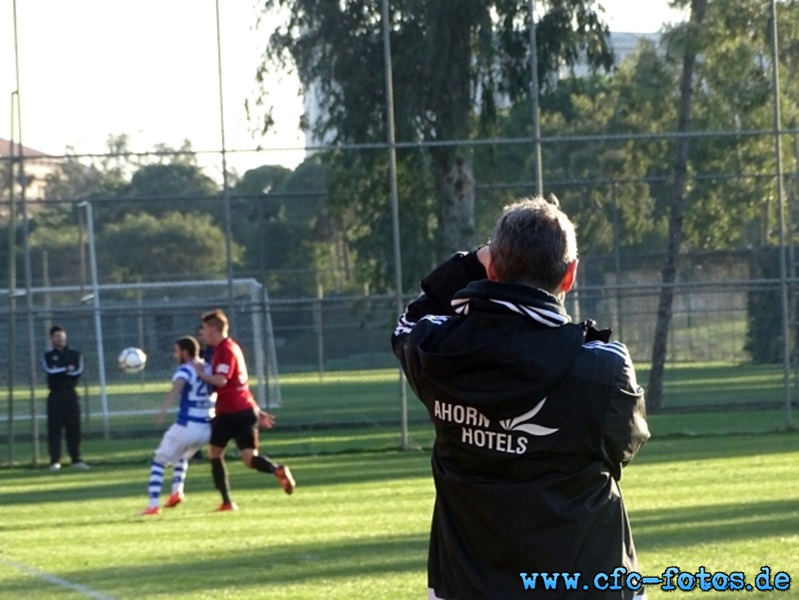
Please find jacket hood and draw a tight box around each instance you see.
[416,280,585,419]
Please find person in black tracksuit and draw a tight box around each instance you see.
[392,197,650,599]
[41,326,88,470]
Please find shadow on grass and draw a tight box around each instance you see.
[634,431,799,465]
[4,432,799,507]
[0,533,429,598]
[634,498,799,552]
[0,451,433,507]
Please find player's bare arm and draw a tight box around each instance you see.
[192,360,228,388]
[155,379,186,426]
[258,411,275,429]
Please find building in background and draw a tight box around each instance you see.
[0,137,62,202]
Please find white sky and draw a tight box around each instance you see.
[0,0,687,177]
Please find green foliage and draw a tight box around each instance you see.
[27,203,84,286]
[96,161,220,227]
[19,138,240,285]
[128,162,219,200]
[96,211,241,282]
[10,0,799,298]
[676,0,793,251]
[234,164,293,199]
[324,147,438,292]
[258,0,614,290]
[43,154,124,203]
[488,57,674,256]
[501,0,799,260]
[231,164,295,280]
[232,158,337,295]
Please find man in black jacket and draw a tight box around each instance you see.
[41,326,89,471]
[392,197,649,599]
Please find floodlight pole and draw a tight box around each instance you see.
[215,0,236,330]
[18,120,40,466]
[78,201,110,440]
[528,0,544,197]
[381,0,409,449]
[11,0,40,465]
[769,0,793,428]
[13,109,43,467]
[7,92,18,465]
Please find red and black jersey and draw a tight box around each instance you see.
[212,337,256,413]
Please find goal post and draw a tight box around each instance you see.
[0,278,282,439]
[251,280,282,409]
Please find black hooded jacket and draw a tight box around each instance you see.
[391,250,650,599]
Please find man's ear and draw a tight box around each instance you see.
[477,246,498,281]
[561,260,578,293]
[486,259,499,281]
[483,254,498,281]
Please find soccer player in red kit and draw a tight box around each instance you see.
[196,308,295,511]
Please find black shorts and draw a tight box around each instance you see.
[210,407,259,451]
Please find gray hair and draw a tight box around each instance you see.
[488,196,577,292]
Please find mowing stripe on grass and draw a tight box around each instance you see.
[0,556,114,600]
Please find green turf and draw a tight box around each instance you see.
[3,365,797,597]
[1,431,797,599]
[3,363,796,444]
[0,451,433,600]
[2,406,790,471]
[627,433,799,598]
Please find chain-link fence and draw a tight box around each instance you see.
[0,263,794,437]
[3,21,799,460]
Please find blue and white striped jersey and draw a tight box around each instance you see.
[173,361,216,426]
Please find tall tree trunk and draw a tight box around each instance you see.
[429,0,476,259]
[648,0,707,413]
[435,149,475,257]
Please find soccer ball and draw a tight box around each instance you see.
[118,347,147,374]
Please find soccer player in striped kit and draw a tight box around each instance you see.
[141,336,216,516]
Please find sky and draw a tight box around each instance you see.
[0,0,688,177]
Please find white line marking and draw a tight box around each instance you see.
[0,555,115,599]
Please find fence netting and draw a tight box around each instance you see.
[0,271,795,445]
[2,132,799,462]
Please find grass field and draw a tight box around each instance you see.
[1,429,797,599]
[1,366,798,598]
[2,362,796,445]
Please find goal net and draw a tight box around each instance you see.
[0,278,281,440]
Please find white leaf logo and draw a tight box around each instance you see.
[512,423,560,436]
[500,397,559,436]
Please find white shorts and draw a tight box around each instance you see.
[153,421,211,465]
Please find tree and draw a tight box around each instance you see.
[97,212,241,282]
[25,137,234,286]
[231,163,310,290]
[648,0,708,413]
[27,202,84,287]
[528,62,674,255]
[238,157,367,296]
[43,156,123,203]
[486,0,799,263]
[635,0,799,405]
[672,0,794,252]
[257,0,614,290]
[94,143,220,226]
